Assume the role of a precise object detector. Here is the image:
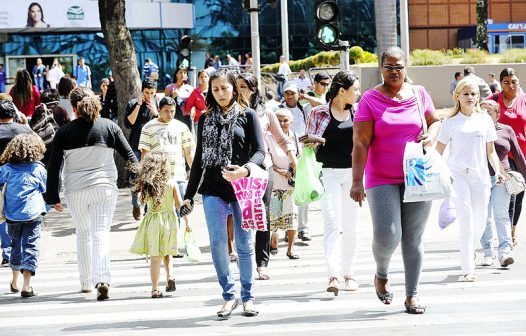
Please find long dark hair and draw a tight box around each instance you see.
[12,69,33,109]
[172,67,188,85]
[205,69,246,113]
[326,71,359,111]
[26,2,47,27]
[238,72,264,110]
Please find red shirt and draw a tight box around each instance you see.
[489,92,526,156]
[184,87,206,123]
[9,85,41,117]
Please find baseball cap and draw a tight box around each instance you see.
[283,81,299,93]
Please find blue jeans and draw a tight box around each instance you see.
[203,195,254,303]
[131,149,141,209]
[481,177,512,258]
[0,221,11,260]
[35,76,44,92]
[7,217,42,275]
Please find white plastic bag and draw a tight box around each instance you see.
[403,142,452,202]
[184,231,202,263]
[439,197,456,230]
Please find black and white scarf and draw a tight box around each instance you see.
[201,103,241,168]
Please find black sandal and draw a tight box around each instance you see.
[270,248,278,255]
[20,287,37,298]
[286,252,300,259]
[405,302,426,314]
[166,279,176,292]
[374,275,393,305]
[10,282,19,293]
[151,290,164,298]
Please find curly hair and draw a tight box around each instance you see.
[0,133,45,164]
[77,96,101,122]
[131,152,169,210]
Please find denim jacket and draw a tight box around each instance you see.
[0,162,48,222]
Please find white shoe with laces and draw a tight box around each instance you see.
[343,278,359,291]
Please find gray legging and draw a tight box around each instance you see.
[367,184,432,297]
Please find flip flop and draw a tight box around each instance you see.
[270,248,278,255]
[286,252,300,259]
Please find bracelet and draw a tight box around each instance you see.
[243,164,251,177]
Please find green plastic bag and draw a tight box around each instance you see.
[184,231,202,263]
[293,147,324,206]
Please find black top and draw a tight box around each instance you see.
[184,108,266,203]
[100,81,118,121]
[124,98,158,150]
[316,111,354,168]
[0,122,33,155]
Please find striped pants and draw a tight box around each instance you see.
[65,186,118,290]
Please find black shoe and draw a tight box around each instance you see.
[284,234,288,243]
[300,232,311,241]
[96,282,110,301]
[1,258,8,267]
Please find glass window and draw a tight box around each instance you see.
[511,35,525,49]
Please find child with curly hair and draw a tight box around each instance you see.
[129,152,186,298]
[0,133,48,297]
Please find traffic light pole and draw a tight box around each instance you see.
[281,0,289,61]
[248,0,262,91]
[339,40,350,71]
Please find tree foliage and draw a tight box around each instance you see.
[476,0,489,51]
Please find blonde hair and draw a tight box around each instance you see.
[0,133,45,164]
[451,77,484,117]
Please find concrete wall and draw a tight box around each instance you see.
[349,63,526,109]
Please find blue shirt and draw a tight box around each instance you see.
[74,65,91,87]
[0,162,48,222]
[0,69,5,85]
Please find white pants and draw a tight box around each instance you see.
[452,172,490,274]
[65,186,118,289]
[319,168,359,279]
[298,205,309,233]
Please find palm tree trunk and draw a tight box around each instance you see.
[374,0,398,64]
[99,0,141,186]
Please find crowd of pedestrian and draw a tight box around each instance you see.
[0,47,525,321]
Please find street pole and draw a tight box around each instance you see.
[249,0,262,91]
[339,40,350,71]
[400,0,410,63]
[281,0,289,61]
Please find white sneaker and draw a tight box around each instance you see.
[499,254,514,267]
[343,278,359,291]
[480,256,495,266]
[462,273,476,282]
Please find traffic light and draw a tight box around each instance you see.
[179,35,192,68]
[315,0,341,49]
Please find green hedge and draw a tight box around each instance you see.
[500,49,526,63]
[460,49,489,64]
[261,47,377,73]
[410,49,449,66]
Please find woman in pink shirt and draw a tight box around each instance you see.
[9,69,40,118]
[351,47,441,314]
[185,70,209,133]
[489,68,526,247]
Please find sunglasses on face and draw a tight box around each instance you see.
[382,65,405,72]
[318,82,330,87]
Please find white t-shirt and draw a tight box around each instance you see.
[48,66,65,89]
[278,62,292,76]
[294,77,312,91]
[437,112,497,183]
[283,104,307,136]
[138,118,194,181]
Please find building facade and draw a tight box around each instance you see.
[409,0,526,50]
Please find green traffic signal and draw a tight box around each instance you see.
[319,25,337,45]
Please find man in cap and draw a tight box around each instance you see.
[0,99,33,267]
[277,81,312,242]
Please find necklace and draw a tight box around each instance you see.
[503,95,517,108]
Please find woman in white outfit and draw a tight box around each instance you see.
[436,78,505,282]
[305,71,361,295]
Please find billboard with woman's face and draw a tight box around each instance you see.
[0,0,194,31]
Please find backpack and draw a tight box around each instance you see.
[31,104,59,145]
